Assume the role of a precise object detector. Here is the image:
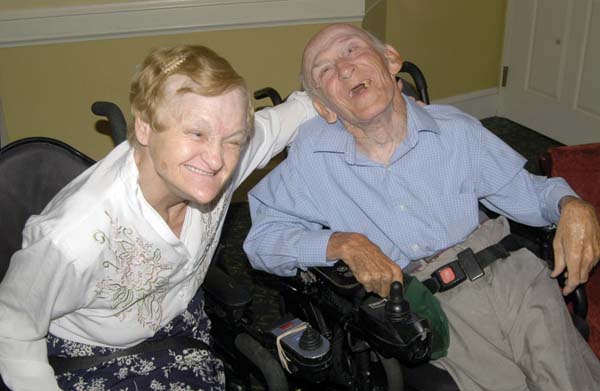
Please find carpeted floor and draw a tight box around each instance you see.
[217,116,599,389]
[480,116,563,174]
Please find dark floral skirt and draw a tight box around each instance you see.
[47,289,225,391]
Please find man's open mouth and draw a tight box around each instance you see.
[349,79,372,97]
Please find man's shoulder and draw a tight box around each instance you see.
[298,115,330,136]
[425,104,479,126]
[293,116,333,149]
[421,104,484,141]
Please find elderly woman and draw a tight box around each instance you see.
[0,45,314,390]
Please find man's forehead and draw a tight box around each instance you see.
[304,25,370,65]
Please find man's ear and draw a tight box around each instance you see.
[313,99,338,124]
[383,44,403,75]
[134,116,152,146]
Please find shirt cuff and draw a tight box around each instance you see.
[297,229,335,270]
[546,181,579,223]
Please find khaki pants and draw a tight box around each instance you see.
[411,217,600,391]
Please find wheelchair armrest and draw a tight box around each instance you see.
[506,219,555,265]
[203,264,252,313]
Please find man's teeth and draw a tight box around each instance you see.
[185,165,215,176]
[350,80,371,97]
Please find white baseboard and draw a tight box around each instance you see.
[432,87,499,119]
[0,0,365,47]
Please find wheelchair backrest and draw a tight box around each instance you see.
[0,137,94,282]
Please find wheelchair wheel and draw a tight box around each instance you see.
[377,353,403,391]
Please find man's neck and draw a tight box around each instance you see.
[343,94,408,165]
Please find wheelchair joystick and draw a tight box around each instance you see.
[385,281,410,322]
[357,280,433,364]
[299,326,323,350]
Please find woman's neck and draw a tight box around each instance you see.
[134,146,189,237]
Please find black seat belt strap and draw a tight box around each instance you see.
[422,234,524,294]
[49,336,210,374]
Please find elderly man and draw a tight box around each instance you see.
[244,24,600,390]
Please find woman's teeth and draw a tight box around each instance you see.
[185,164,215,176]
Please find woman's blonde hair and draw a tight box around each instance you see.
[129,45,253,142]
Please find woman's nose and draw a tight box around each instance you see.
[201,140,225,171]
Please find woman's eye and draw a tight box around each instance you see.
[224,140,243,149]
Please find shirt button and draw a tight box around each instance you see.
[411,244,420,252]
[399,204,406,211]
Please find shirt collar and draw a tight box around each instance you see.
[312,94,441,159]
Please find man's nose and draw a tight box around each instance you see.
[337,61,355,80]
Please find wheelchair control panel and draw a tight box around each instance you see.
[310,261,432,363]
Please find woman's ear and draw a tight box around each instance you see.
[134,116,152,146]
[383,44,403,75]
[313,99,338,124]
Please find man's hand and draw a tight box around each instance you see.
[551,196,600,295]
[326,232,403,297]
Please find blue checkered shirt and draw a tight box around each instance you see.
[243,97,577,275]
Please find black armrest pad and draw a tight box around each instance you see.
[203,264,252,310]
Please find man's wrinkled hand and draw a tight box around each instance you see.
[552,197,600,295]
[326,232,403,297]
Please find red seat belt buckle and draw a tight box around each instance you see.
[439,266,456,284]
[431,261,466,292]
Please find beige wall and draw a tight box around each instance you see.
[385,0,506,100]
[0,25,326,160]
[1,0,507,159]
[363,0,388,42]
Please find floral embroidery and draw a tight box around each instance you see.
[94,211,172,329]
